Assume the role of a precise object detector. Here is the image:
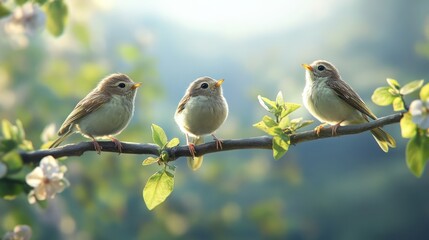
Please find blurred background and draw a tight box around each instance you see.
[1,0,429,239]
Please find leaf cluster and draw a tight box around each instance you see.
[253,92,312,159]
[0,120,33,200]
[141,124,178,210]
[373,79,429,177]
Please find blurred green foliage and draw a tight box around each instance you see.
[1,1,429,239]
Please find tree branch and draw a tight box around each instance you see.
[20,112,404,164]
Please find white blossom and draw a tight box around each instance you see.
[2,225,32,240]
[409,99,429,129]
[25,155,69,204]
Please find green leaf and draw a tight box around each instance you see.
[2,151,23,174]
[0,139,17,152]
[272,135,290,160]
[392,97,405,111]
[290,118,314,131]
[15,120,25,144]
[275,91,284,106]
[281,102,301,117]
[44,0,68,37]
[253,116,277,134]
[400,79,424,95]
[143,169,174,210]
[371,87,395,106]
[386,78,401,90]
[406,134,429,177]
[420,83,429,100]
[142,157,159,166]
[400,113,417,138]
[0,4,11,18]
[2,120,13,140]
[0,181,24,200]
[278,116,290,130]
[151,124,168,147]
[166,138,180,148]
[258,95,277,112]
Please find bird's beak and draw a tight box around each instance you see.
[302,64,313,71]
[131,83,142,90]
[214,79,224,88]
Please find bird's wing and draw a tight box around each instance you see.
[176,94,190,114]
[326,79,377,120]
[58,92,110,135]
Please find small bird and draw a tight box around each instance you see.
[302,60,396,152]
[175,76,229,170]
[49,73,141,154]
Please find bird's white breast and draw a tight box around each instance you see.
[175,95,228,137]
[77,95,133,137]
[303,78,363,125]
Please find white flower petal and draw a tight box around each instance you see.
[25,167,43,187]
[409,100,423,115]
[40,156,61,178]
[27,190,37,204]
[13,225,32,240]
[34,183,47,201]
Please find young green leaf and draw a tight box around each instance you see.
[400,79,424,95]
[278,116,290,130]
[166,138,180,148]
[253,116,277,134]
[142,157,159,166]
[15,120,25,144]
[151,124,168,147]
[258,95,277,112]
[392,97,405,111]
[420,83,429,100]
[275,91,284,106]
[400,113,417,138]
[386,78,401,91]
[2,120,13,140]
[282,102,301,117]
[143,169,174,210]
[406,134,429,177]
[272,135,290,160]
[371,87,395,106]
[44,0,68,36]
[2,151,23,174]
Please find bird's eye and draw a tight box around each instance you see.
[317,65,325,71]
[201,83,209,89]
[118,83,126,88]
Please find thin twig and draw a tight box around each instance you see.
[20,112,404,164]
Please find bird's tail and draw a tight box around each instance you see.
[370,127,396,152]
[49,130,73,149]
[188,136,204,171]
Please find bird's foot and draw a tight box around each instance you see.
[188,143,196,158]
[314,124,328,136]
[109,136,123,154]
[92,140,102,154]
[212,134,223,150]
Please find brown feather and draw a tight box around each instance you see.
[326,79,377,120]
[58,91,111,135]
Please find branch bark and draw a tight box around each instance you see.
[20,112,404,164]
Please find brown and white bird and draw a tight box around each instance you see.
[49,73,141,154]
[175,76,229,170]
[302,60,396,152]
